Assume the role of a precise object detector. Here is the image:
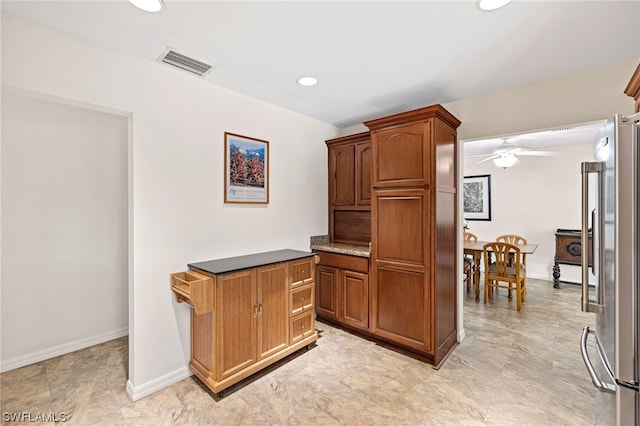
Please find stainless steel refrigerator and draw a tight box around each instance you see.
[580,112,640,425]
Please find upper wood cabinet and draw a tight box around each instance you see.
[356,142,372,206]
[330,144,355,206]
[326,132,372,245]
[365,105,460,189]
[327,132,371,208]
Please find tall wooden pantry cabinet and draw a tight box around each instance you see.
[364,104,460,367]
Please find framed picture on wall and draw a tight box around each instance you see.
[224,132,269,204]
[463,174,491,221]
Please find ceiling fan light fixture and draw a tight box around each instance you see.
[476,0,512,12]
[493,154,518,169]
[128,0,164,13]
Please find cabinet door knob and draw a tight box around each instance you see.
[301,323,305,329]
[301,296,305,302]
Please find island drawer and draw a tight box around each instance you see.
[290,283,314,317]
[289,310,315,345]
[170,271,214,315]
[289,257,318,288]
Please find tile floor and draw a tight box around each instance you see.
[2,279,604,425]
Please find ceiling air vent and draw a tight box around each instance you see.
[157,47,214,77]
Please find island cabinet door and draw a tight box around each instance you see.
[256,263,289,360]
[216,269,257,380]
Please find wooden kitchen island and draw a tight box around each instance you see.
[171,249,318,396]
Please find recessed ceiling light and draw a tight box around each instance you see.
[297,76,318,87]
[128,0,164,13]
[476,0,511,12]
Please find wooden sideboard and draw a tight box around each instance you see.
[171,249,318,396]
[553,229,592,288]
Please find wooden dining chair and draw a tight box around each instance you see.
[483,242,526,311]
[463,232,478,294]
[496,234,528,296]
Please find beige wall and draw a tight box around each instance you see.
[342,58,638,138]
[446,58,638,141]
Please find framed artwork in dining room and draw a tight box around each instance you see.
[224,132,269,204]
[463,174,491,221]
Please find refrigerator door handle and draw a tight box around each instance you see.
[580,326,616,392]
[581,161,604,313]
[590,208,596,277]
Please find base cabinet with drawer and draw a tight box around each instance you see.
[314,250,370,331]
[171,250,318,396]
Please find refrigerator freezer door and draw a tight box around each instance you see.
[616,114,639,426]
[582,114,639,426]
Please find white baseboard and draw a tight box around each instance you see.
[0,326,129,373]
[126,366,193,402]
[457,328,466,343]
[526,272,553,281]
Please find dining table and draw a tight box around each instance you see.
[463,240,539,299]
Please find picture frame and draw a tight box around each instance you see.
[463,174,491,221]
[224,132,269,204]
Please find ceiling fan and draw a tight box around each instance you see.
[468,139,559,169]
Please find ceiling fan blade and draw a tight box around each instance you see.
[517,150,559,156]
[467,154,499,166]
[465,153,495,159]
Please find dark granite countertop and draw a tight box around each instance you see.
[309,235,370,258]
[188,249,315,275]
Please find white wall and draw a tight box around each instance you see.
[462,143,596,283]
[1,90,129,371]
[1,12,338,399]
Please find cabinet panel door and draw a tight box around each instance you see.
[257,264,289,360]
[356,142,372,206]
[316,266,337,319]
[340,270,369,330]
[329,145,355,206]
[372,122,431,188]
[217,270,257,379]
[375,189,428,266]
[374,266,431,352]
